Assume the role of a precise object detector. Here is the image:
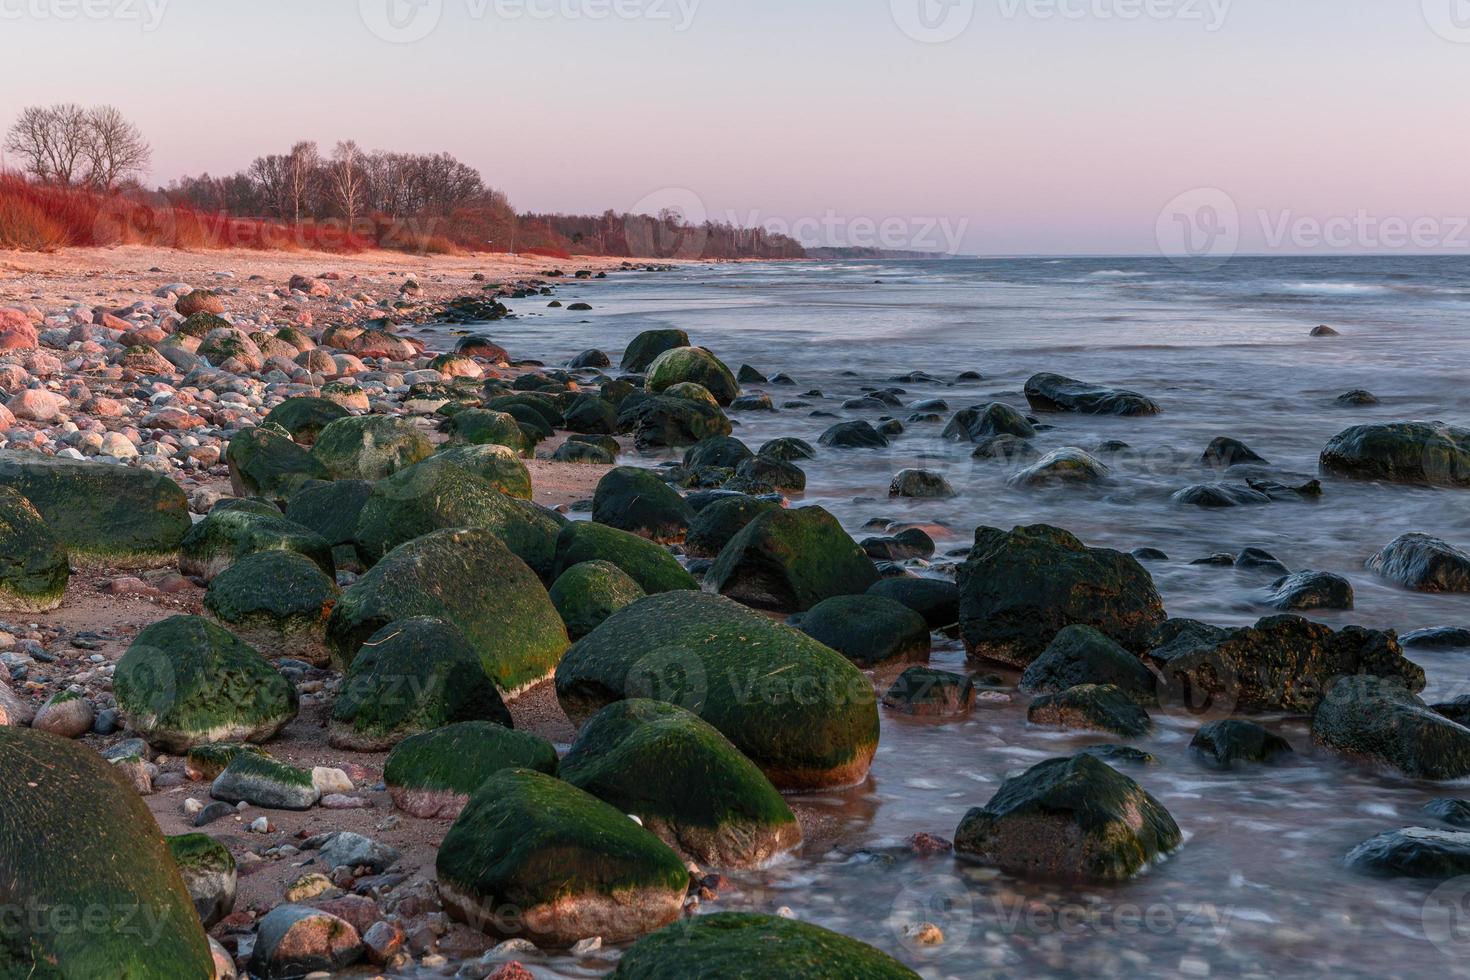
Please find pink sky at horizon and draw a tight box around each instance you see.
[2,0,1468,255]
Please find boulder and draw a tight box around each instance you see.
[556,591,881,790]
[431,444,533,499]
[1024,373,1160,416]
[284,479,374,554]
[166,832,237,928]
[1190,719,1293,769]
[551,521,698,594]
[248,904,364,978]
[436,769,690,946]
[1313,675,1470,779]
[1171,483,1272,508]
[890,468,956,498]
[646,347,739,406]
[180,505,334,584]
[943,403,1036,442]
[684,435,754,470]
[706,505,879,613]
[1203,436,1266,467]
[1404,627,1470,650]
[262,397,351,446]
[622,328,691,372]
[617,394,732,450]
[550,560,647,639]
[1009,448,1110,487]
[1264,570,1355,610]
[115,615,298,752]
[1345,828,1470,879]
[561,700,801,868]
[1367,533,1470,593]
[328,528,568,695]
[788,594,931,668]
[0,485,68,612]
[330,617,512,751]
[444,409,529,455]
[1027,684,1153,737]
[203,550,339,665]
[866,577,960,630]
[736,455,805,491]
[954,754,1181,882]
[312,415,434,480]
[610,913,919,980]
[882,667,976,717]
[0,450,190,567]
[0,727,214,976]
[1019,625,1157,702]
[226,426,333,504]
[685,496,781,559]
[570,348,611,369]
[759,437,816,461]
[385,721,558,819]
[211,753,320,810]
[818,420,889,449]
[1320,421,1470,487]
[563,393,619,434]
[958,524,1166,666]
[593,467,693,543]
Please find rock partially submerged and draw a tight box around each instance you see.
[1024,373,1160,417]
[1320,421,1470,487]
[1367,533,1470,593]
[706,505,879,613]
[1345,827,1470,879]
[1313,675,1470,780]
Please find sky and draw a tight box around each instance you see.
[2,0,1468,255]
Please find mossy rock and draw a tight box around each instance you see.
[284,479,374,549]
[210,752,319,811]
[592,467,693,543]
[663,381,721,409]
[0,485,68,612]
[1190,719,1293,769]
[549,560,647,639]
[707,505,879,613]
[684,436,753,470]
[180,506,334,584]
[115,615,299,752]
[435,769,690,947]
[561,700,801,868]
[330,617,512,752]
[866,577,960,630]
[737,456,806,492]
[203,550,339,665]
[882,667,976,717]
[0,450,190,567]
[177,310,230,337]
[955,754,1181,883]
[556,591,880,790]
[444,409,529,455]
[226,426,331,504]
[431,444,532,499]
[551,521,697,594]
[684,496,781,559]
[311,415,434,480]
[1320,421,1470,487]
[185,742,269,781]
[758,437,816,461]
[622,328,691,372]
[483,394,564,430]
[165,832,237,928]
[563,393,619,435]
[262,397,351,446]
[1020,624,1158,703]
[646,347,739,406]
[384,721,558,819]
[1027,684,1153,738]
[1313,675,1470,779]
[0,727,215,978]
[354,456,563,577]
[328,528,568,695]
[617,394,733,451]
[552,440,616,465]
[611,912,920,979]
[788,594,931,668]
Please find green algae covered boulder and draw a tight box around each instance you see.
[623,328,691,372]
[707,505,879,613]
[592,466,693,543]
[0,485,68,612]
[284,479,374,551]
[327,528,568,695]
[551,521,697,594]
[646,346,739,405]
[789,594,931,668]
[561,700,801,868]
[436,768,690,947]
[311,414,434,480]
[114,615,299,752]
[180,505,334,584]
[0,727,215,978]
[431,443,533,499]
[165,832,237,928]
[611,912,920,980]
[0,449,190,567]
[1320,421,1470,487]
[226,425,331,503]
[444,408,529,455]
[955,753,1181,883]
[385,721,558,819]
[354,456,563,576]
[210,752,319,811]
[329,617,512,752]
[556,591,880,790]
[262,396,351,446]
[684,495,781,559]
[617,394,733,451]
[203,550,339,665]
[549,560,647,639]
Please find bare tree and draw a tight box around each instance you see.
[4,104,91,185]
[247,153,291,219]
[327,140,366,229]
[284,141,319,224]
[83,105,151,189]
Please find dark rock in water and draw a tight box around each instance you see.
[1434,697,1470,726]
[707,505,879,613]
[877,419,905,437]
[1203,436,1267,467]
[1082,744,1156,765]
[1424,799,1470,828]
[956,370,984,381]
[882,667,975,717]
[958,524,1166,666]
[685,496,781,559]
[1264,570,1355,611]
[685,435,754,470]
[560,700,800,869]
[249,904,365,977]
[1172,483,1272,508]
[971,434,1038,462]
[867,577,960,629]
[911,398,950,413]
[617,394,732,451]
[1191,553,1235,567]
[737,364,767,384]
[567,302,593,311]
[730,392,776,412]
[861,527,935,562]
[1367,533,1470,593]
[1024,373,1160,417]
[736,455,805,491]
[1132,548,1169,561]
[889,468,955,498]
[1311,324,1340,337]
[788,594,931,668]
[954,754,1181,883]
[1020,625,1158,703]
[1320,421,1470,487]
[1345,828,1470,879]
[610,913,918,980]
[1092,439,1131,454]
[1009,448,1109,487]
[1190,720,1293,769]
[555,591,880,790]
[844,395,891,411]
[1149,615,1423,715]
[943,403,1036,442]
[593,467,693,544]
[1314,675,1470,779]
[1403,626,1470,649]
[758,437,815,461]
[1337,389,1380,406]
[549,560,646,639]
[1028,684,1153,737]
[819,420,890,449]
[569,348,611,369]
[1236,547,1289,574]
[551,521,698,595]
